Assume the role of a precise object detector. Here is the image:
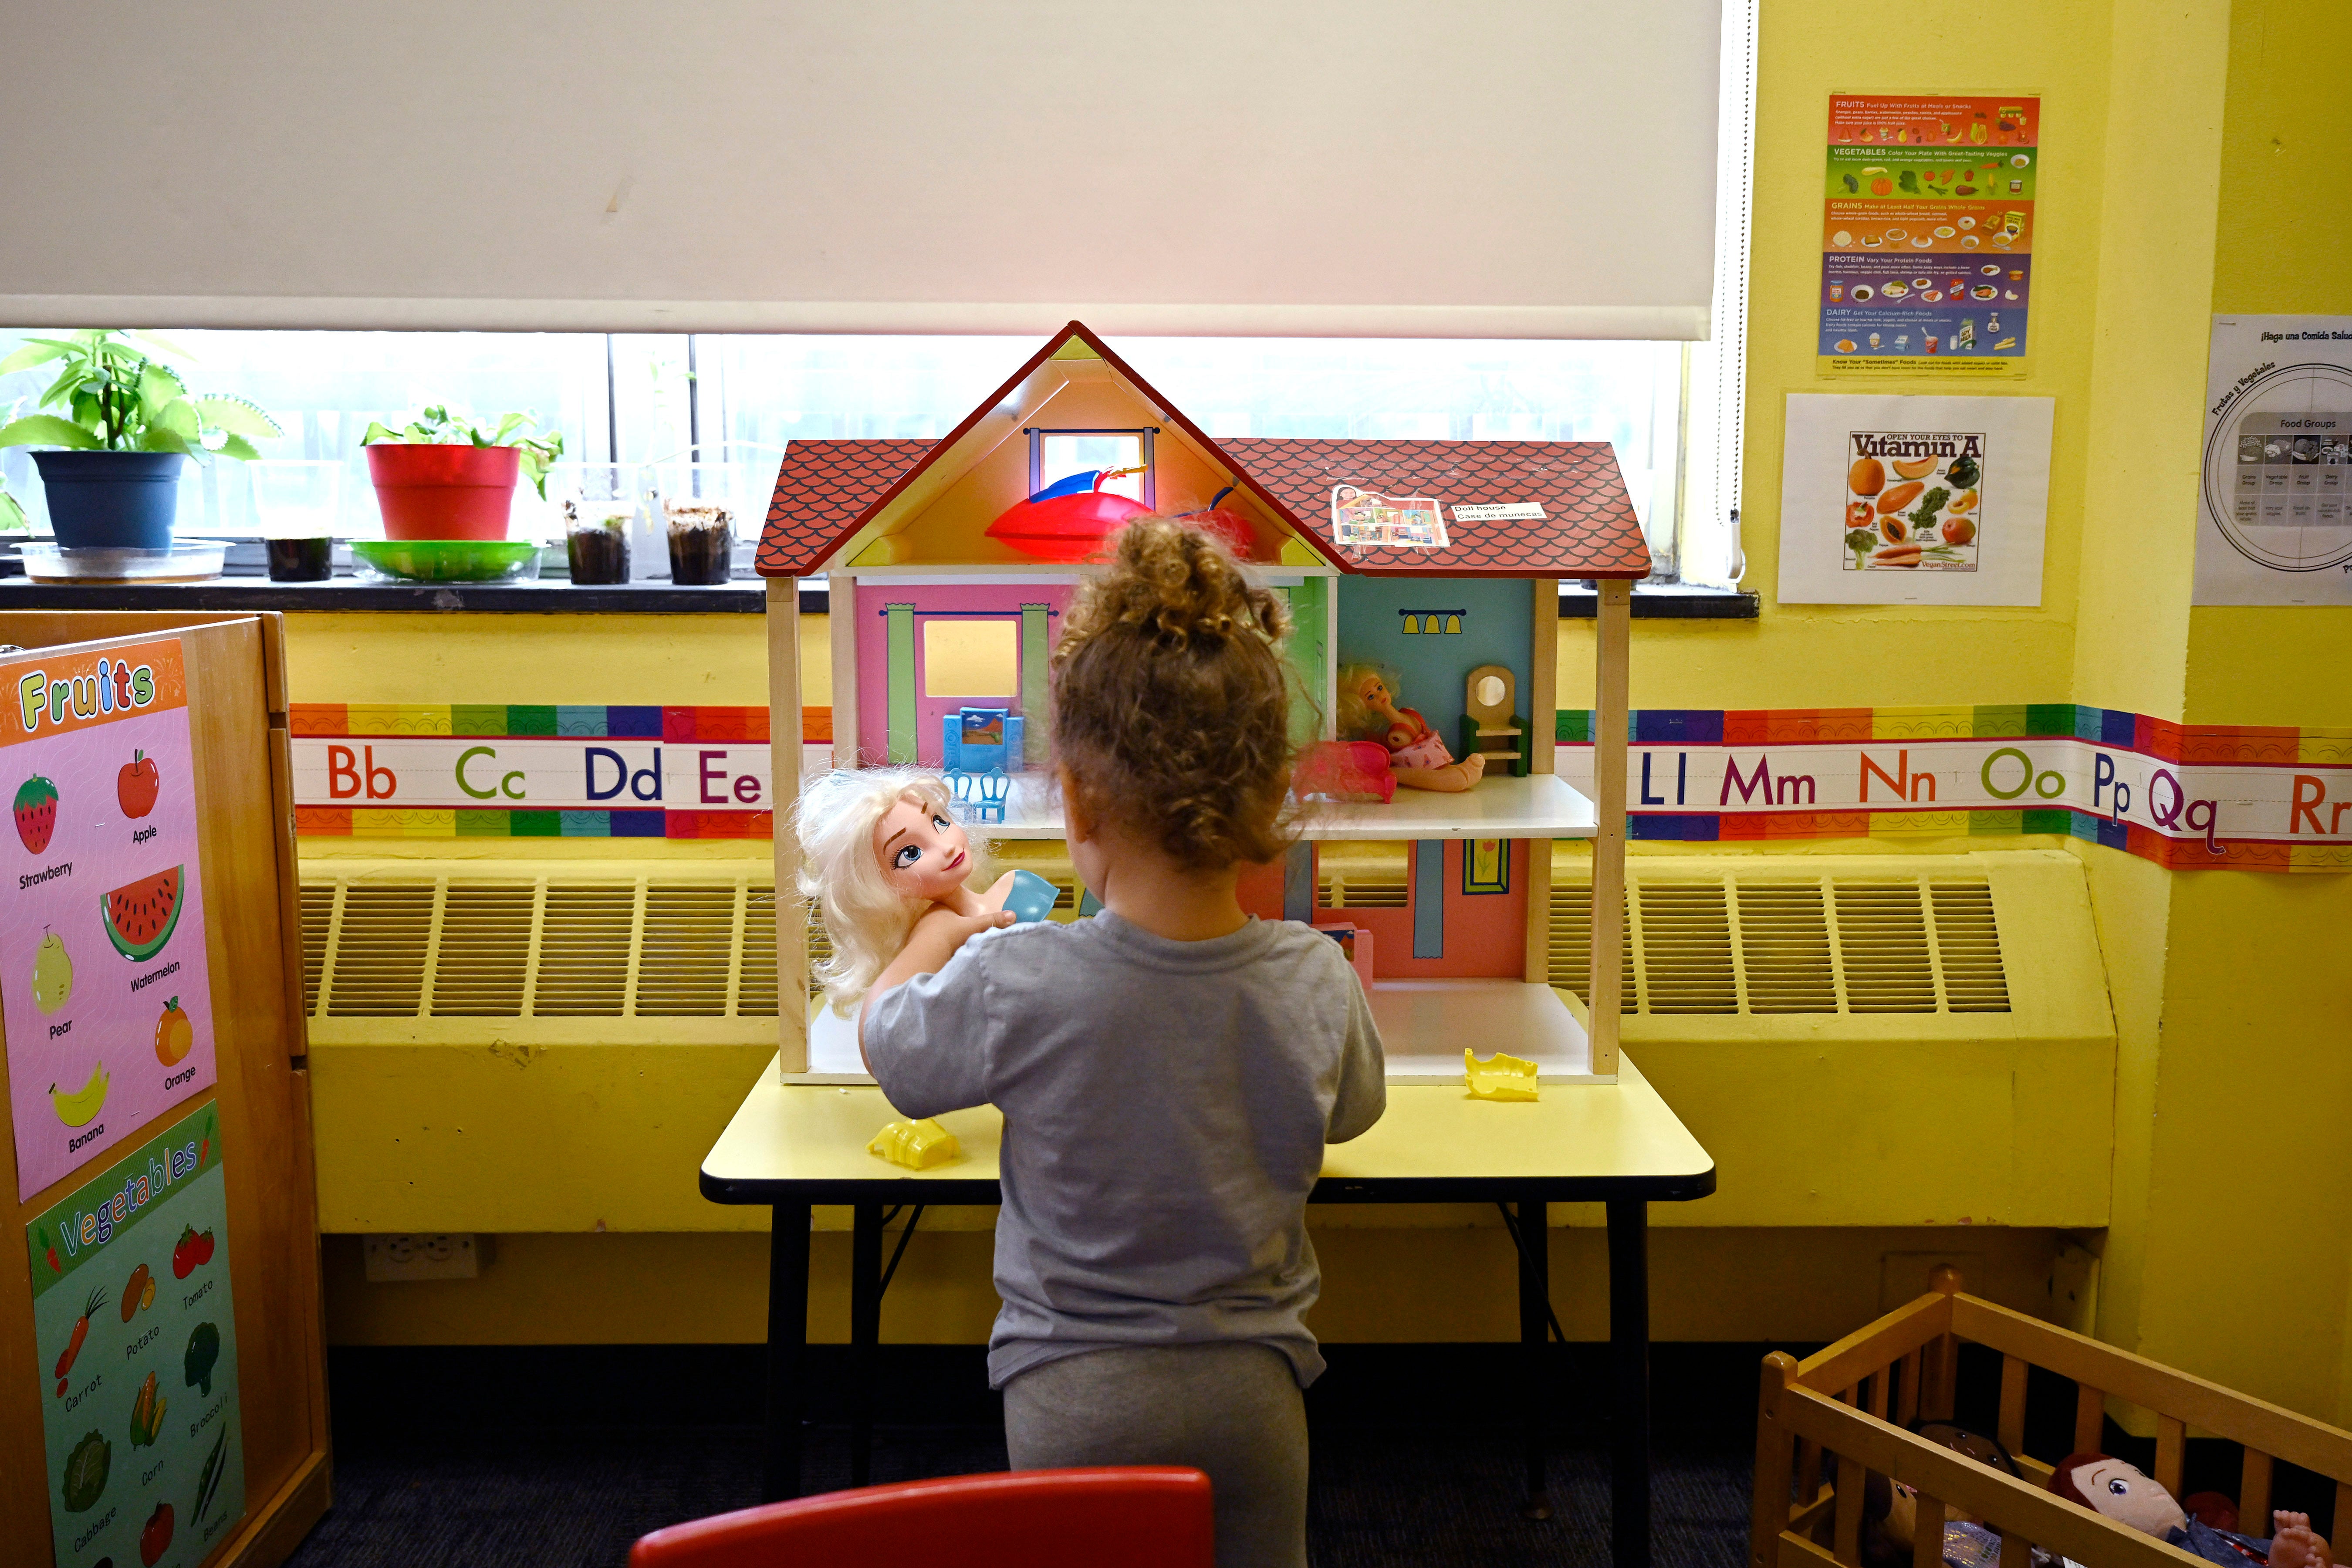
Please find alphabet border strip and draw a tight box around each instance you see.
[1557,705,2352,872]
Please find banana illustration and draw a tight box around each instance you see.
[49,1064,108,1128]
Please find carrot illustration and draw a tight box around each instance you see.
[54,1284,105,1382]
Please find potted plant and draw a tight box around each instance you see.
[360,407,564,541]
[0,331,280,549]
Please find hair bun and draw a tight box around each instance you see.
[1094,516,1287,649]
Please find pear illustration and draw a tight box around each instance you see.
[31,929,71,1014]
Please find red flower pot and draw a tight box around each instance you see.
[366,444,521,541]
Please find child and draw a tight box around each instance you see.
[858,517,1387,1568]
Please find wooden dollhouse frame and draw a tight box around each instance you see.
[758,322,1645,1085]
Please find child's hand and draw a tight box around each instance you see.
[978,870,1018,912]
[915,900,1016,955]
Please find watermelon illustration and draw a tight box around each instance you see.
[103,865,184,962]
[14,775,57,854]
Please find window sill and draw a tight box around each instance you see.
[0,577,770,614]
[1560,584,1757,620]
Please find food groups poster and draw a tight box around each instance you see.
[29,1104,244,1568]
[1778,393,2054,605]
[2,639,216,1200]
[1819,94,2039,378]
[2195,314,2352,605]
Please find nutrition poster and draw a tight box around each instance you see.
[1819,94,2039,378]
[1,639,216,1200]
[27,1103,245,1568]
[2195,315,2352,605]
[1777,393,2054,605]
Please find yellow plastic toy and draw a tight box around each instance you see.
[868,1117,962,1169]
[1464,1049,1540,1102]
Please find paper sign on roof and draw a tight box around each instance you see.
[1332,487,1447,550]
[1452,503,1548,522]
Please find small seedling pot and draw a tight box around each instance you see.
[366,444,520,541]
[31,451,186,549]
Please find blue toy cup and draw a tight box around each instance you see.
[1002,869,1060,924]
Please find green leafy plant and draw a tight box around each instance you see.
[361,406,565,499]
[0,480,27,534]
[0,331,280,460]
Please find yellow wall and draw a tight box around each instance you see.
[284,0,2352,1418]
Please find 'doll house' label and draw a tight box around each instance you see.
[0,640,217,1200]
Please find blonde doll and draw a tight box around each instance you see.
[1334,663,1484,792]
[793,767,1019,1015]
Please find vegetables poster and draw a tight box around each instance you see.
[1,639,216,1200]
[27,1103,244,1568]
[1819,94,2039,378]
[1777,393,2054,605]
[2194,314,2352,605]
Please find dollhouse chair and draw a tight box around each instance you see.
[1460,664,1531,777]
[951,766,1010,824]
[627,1467,1214,1568]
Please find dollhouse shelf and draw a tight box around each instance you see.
[969,771,1597,842]
[794,975,1606,1086]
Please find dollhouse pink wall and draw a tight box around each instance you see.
[1330,840,1529,980]
[854,582,1072,767]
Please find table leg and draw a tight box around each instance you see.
[1608,1197,1651,1568]
[762,1201,812,1503]
[850,1201,884,1487]
[1517,1194,1553,1520]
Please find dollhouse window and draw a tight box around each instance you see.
[922,619,1018,697]
[1031,429,1153,506]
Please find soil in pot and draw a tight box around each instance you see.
[367,444,521,541]
[31,451,186,549]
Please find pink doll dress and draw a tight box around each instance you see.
[1386,711,1456,772]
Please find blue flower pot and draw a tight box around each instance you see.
[31,450,186,549]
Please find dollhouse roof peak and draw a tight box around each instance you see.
[756,321,1650,580]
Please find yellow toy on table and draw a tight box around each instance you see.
[868,1117,962,1169]
[1464,1049,1540,1102]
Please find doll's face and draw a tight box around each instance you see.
[2069,1459,2186,1539]
[873,794,972,904]
[1353,672,1395,713]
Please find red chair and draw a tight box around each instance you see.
[628,1467,1215,1567]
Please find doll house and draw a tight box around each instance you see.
[758,322,1648,1085]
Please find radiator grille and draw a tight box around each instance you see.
[303,873,789,1021]
[1548,872,2007,1016]
[1317,875,1410,909]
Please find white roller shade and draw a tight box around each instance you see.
[0,1,1721,339]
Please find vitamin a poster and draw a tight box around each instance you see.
[27,1104,244,1568]
[2,639,216,1200]
[1819,94,2039,378]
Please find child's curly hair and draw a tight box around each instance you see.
[1050,516,1298,870]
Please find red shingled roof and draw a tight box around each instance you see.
[757,438,935,578]
[1215,437,1649,578]
[755,323,1650,580]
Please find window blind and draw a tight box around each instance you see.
[0,0,1723,339]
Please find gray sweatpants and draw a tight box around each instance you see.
[1002,1342,1309,1568]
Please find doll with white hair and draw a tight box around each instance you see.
[793,767,1021,1016]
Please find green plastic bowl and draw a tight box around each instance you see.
[351,538,544,584]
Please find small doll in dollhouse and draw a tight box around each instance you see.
[792,767,1018,1016]
[1335,663,1484,792]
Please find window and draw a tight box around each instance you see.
[922,620,1018,698]
[1035,432,1146,503]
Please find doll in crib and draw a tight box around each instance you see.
[1336,664,1485,792]
[793,767,1020,1016]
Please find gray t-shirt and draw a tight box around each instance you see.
[864,910,1386,1389]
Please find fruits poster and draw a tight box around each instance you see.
[27,1103,244,1568]
[1,639,216,1200]
[1777,393,2054,605]
[1819,94,2038,378]
[2194,314,2352,605]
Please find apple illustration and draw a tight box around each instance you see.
[118,751,159,819]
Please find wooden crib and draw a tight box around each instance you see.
[1752,1270,2352,1568]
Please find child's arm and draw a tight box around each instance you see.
[1327,957,1388,1142]
[858,902,1013,1074]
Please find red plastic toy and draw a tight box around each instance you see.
[1173,485,1258,559]
[985,468,1152,562]
[1293,740,1396,803]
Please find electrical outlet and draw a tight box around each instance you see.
[363,1233,483,1282]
